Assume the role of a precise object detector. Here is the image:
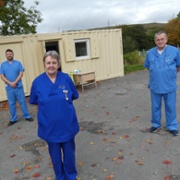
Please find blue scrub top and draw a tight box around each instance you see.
[0,60,24,88]
[144,45,180,94]
[29,71,79,143]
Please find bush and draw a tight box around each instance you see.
[124,50,141,65]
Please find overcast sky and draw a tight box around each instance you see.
[24,0,179,34]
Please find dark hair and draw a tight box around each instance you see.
[5,49,14,54]
[43,50,60,65]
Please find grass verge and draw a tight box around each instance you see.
[124,64,145,74]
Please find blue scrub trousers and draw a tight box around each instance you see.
[150,91,178,130]
[6,86,31,121]
[47,138,77,180]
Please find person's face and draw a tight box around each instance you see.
[6,51,14,61]
[154,33,168,50]
[44,56,59,75]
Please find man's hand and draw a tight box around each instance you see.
[9,82,17,88]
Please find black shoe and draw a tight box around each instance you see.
[169,130,179,136]
[150,126,160,133]
[26,118,34,122]
[8,121,17,126]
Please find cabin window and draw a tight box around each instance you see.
[74,39,90,60]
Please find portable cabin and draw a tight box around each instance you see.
[0,29,124,101]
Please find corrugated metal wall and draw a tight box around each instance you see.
[0,29,124,101]
[59,29,124,81]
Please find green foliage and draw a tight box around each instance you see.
[123,36,137,54]
[0,0,43,35]
[144,23,166,37]
[124,64,145,74]
[122,25,150,52]
[177,12,180,20]
[124,50,141,65]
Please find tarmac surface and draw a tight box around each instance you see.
[1,70,180,180]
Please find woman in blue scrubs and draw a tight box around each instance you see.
[29,51,79,180]
[144,31,180,136]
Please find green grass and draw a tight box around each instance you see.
[124,64,145,74]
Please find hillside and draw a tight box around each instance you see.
[90,22,166,34]
[130,22,166,34]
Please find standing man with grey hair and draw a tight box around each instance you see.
[144,31,180,136]
[0,49,33,126]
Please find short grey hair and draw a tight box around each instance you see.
[43,50,60,65]
[154,31,167,39]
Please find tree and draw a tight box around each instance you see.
[165,18,180,47]
[121,25,150,53]
[177,11,180,20]
[122,36,138,54]
[0,0,43,36]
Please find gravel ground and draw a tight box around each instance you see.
[1,70,180,180]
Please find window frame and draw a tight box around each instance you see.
[74,39,90,60]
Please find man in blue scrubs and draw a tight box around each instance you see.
[0,49,33,126]
[144,31,180,136]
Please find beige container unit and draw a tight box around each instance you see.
[0,36,30,102]
[0,34,49,101]
[59,29,124,81]
[0,29,124,101]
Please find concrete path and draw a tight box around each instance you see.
[1,70,180,180]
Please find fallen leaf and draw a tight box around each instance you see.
[80,127,84,131]
[162,160,172,165]
[146,139,153,144]
[103,138,108,142]
[46,177,52,180]
[135,160,144,165]
[77,161,84,166]
[13,169,19,174]
[124,135,129,138]
[91,163,97,168]
[118,155,124,160]
[164,176,170,180]
[34,164,40,168]
[24,161,29,165]
[129,115,142,123]
[106,175,111,180]
[32,173,41,178]
[26,165,33,172]
[112,157,118,161]
[10,154,16,158]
